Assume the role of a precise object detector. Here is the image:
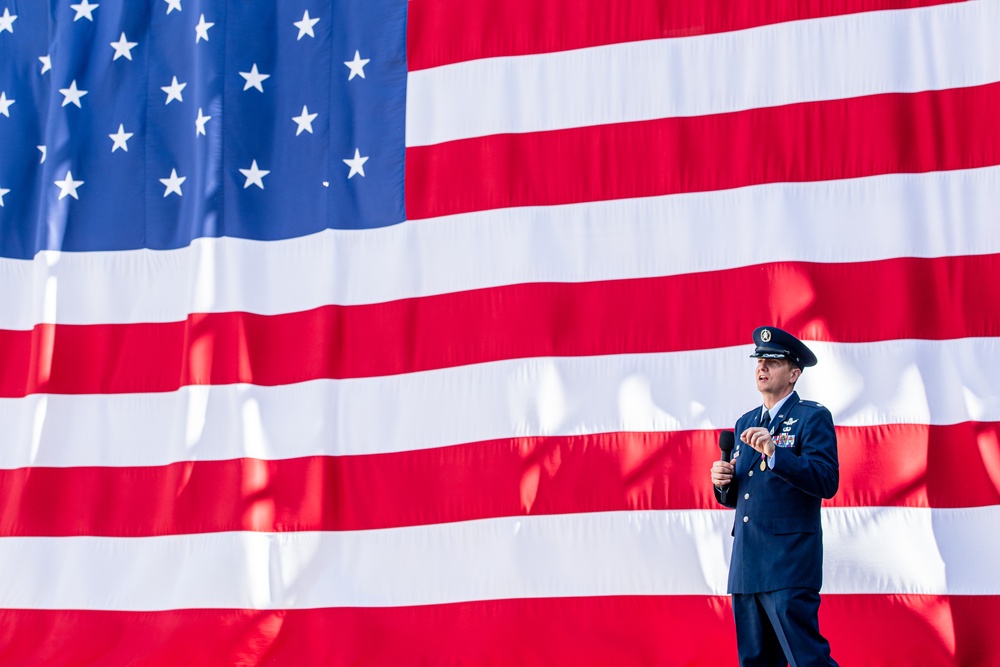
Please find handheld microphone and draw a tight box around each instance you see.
[718,430,735,503]
[719,430,735,462]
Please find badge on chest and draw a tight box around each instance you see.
[774,417,798,448]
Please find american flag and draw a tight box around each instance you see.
[1,0,998,664]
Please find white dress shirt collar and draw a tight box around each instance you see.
[762,392,794,423]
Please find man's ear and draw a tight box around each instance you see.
[790,367,802,383]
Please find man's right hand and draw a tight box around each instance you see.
[711,460,735,487]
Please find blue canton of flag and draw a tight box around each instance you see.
[0,0,406,259]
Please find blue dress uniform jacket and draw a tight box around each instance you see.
[714,392,839,594]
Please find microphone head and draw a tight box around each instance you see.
[718,430,735,454]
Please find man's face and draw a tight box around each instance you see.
[755,358,800,397]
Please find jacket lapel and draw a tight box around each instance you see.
[773,391,801,427]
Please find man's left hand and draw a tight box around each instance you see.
[740,427,775,457]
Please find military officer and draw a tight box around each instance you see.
[711,326,840,667]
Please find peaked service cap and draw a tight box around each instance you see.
[750,326,818,368]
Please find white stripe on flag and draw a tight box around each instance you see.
[3,338,997,468]
[3,167,1000,328]
[406,1,1000,145]
[0,507,996,610]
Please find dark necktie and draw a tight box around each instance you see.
[759,410,770,471]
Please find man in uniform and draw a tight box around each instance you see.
[711,326,840,667]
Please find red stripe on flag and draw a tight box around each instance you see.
[3,423,996,537]
[0,595,995,666]
[407,0,966,71]
[1,254,998,396]
[405,82,1000,219]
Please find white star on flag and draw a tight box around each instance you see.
[159,169,186,197]
[0,91,13,117]
[343,149,369,179]
[161,76,186,104]
[37,146,46,163]
[292,106,318,135]
[344,51,370,81]
[0,8,16,33]
[239,64,270,93]
[39,55,51,74]
[59,80,88,108]
[195,108,211,136]
[0,186,9,207]
[54,170,84,200]
[294,10,320,40]
[70,0,99,22]
[195,14,214,43]
[110,33,138,61]
[239,160,270,189]
[109,124,133,152]
[163,0,181,15]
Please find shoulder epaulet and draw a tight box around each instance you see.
[797,400,828,411]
